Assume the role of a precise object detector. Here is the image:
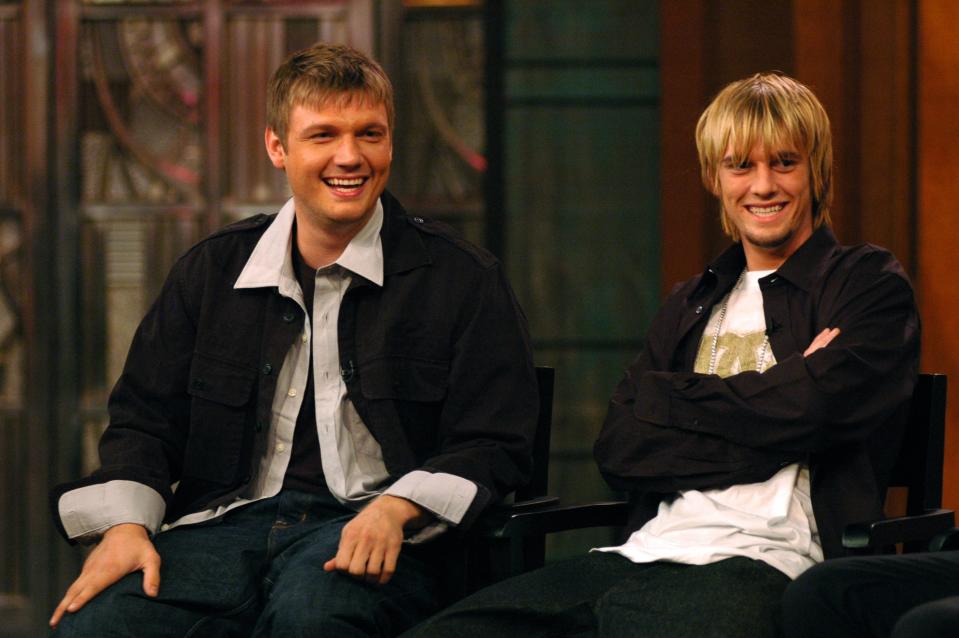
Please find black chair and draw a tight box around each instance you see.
[843,373,953,553]
[470,372,952,588]
[438,366,558,601]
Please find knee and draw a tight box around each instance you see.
[52,574,150,638]
[782,561,834,615]
[260,586,405,637]
[781,560,860,638]
[892,597,959,638]
[52,595,133,638]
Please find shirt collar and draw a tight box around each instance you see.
[695,225,840,304]
[234,197,385,293]
[704,224,839,292]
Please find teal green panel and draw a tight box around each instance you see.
[500,0,661,561]
[506,0,658,61]
[536,349,635,560]
[505,105,660,342]
[506,66,658,102]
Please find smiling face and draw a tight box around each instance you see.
[716,142,814,270]
[265,97,392,238]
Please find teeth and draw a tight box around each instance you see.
[325,177,365,187]
[748,204,784,215]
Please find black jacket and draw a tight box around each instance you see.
[52,192,537,537]
[594,226,920,558]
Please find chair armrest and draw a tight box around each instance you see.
[929,527,959,552]
[842,508,955,551]
[481,500,629,539]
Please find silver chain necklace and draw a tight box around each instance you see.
[707,270,770,376]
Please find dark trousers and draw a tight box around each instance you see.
[53,489,440,637]
[782,550,959,638]
[404,552,789,638]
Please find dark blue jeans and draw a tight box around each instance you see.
[54,490,440,637]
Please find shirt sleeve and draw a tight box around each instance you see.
[634,268,919,452]
[410,262,538,528]
[57,480,166,543]
[383,469,478,525]
[595,254,920,493]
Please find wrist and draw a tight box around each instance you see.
[376,495,431,529]
[102,523,149,542]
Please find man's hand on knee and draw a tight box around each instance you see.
[324,495,430,586]
[50,523,160,629]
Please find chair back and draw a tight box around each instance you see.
[515,366,554,502]
[890,373,948,514]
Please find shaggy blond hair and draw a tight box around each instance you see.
[267,43,394,147]
[696,73,833,240]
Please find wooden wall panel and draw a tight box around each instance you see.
[659,0,709,292]
[917,0,959,510]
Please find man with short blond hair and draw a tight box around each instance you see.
[407,72,919,638]
[50,43,537,637]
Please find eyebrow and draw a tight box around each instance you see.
[299,120,388,135]
[775,150,801,160]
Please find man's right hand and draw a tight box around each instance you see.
[804,327,840,357]
[49,523,160,629]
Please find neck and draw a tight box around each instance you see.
[743,245,790,272]
[294,215,366,269]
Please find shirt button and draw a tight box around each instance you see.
[301,333,308,343]
[288,388,297,397]
[261,363,273,375]
[275,443,286,453]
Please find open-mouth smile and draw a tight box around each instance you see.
[746,203,787,217]
[323,176,369,195]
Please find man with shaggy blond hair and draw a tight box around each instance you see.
[407,72,919,638]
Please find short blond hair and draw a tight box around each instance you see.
[695,72,833,240]
[267,43,394,147]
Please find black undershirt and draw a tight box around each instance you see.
[281,226,329,495]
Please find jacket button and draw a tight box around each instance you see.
[261,363,273,375]
[255,420,266,432]
[695,305,704,314]
[282,311,295,322]
[413,216,424,223]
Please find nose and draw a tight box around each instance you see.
[334,135,361,167]
[751,164,777,197]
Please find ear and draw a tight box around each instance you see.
[265,128,286,169]
[707,175,722,197]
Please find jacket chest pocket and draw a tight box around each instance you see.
[183,353,257,484]
[359,356,449,456]
[360,356,449,402]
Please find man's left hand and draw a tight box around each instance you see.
[324,495,431,585]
